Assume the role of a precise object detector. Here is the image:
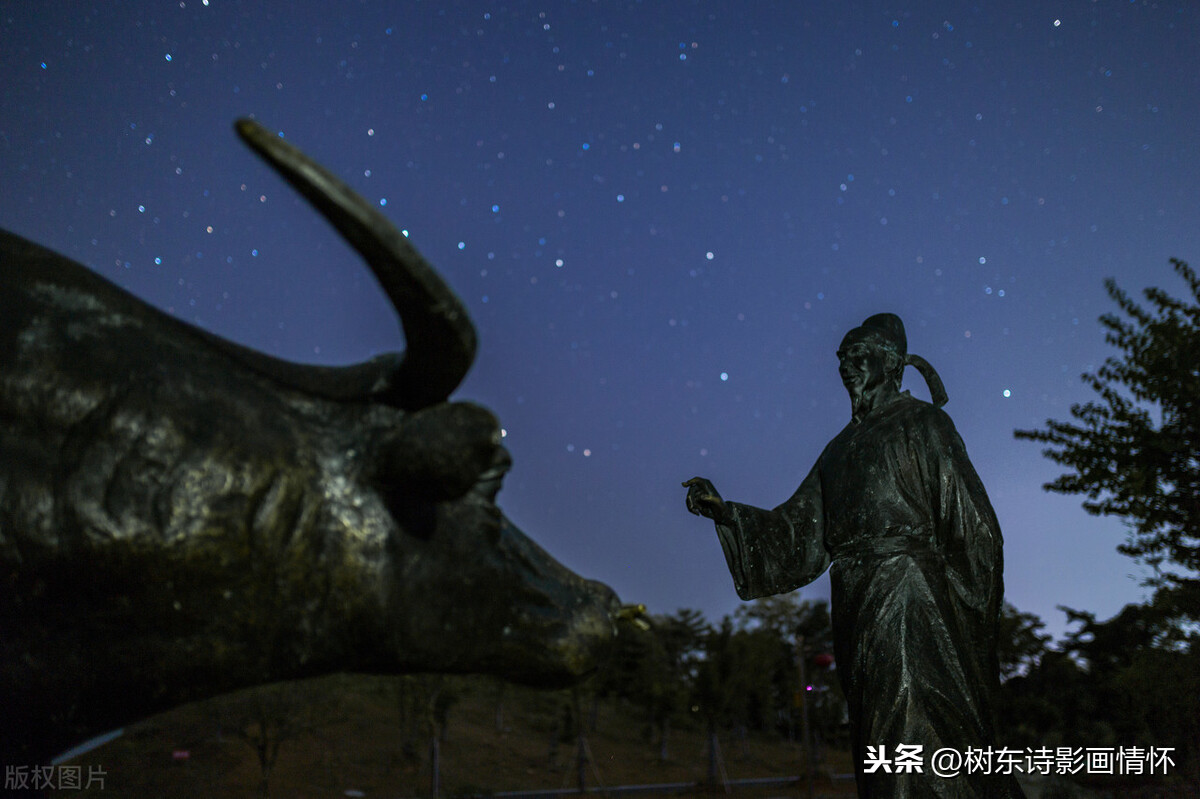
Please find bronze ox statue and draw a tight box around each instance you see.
[0,120,622,766]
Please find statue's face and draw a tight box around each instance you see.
[836,331,891,400]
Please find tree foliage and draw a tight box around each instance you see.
[999,602,1200,787]
[1013,260,1200,789]
[1016,258,1200,600]
[996,602,1052,681]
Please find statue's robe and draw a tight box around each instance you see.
[716,391,1024,798]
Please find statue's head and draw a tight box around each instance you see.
[837,313,907,405]
[836,313,948,417]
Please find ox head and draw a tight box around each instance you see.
[0,120,625,764]
[215,119,624,682]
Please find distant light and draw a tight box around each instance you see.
[705,251,714,260]
[1053,19,1061,27]
[1003,389,1011,398]
[720,372,729,381]
[379,198,387,206]
[979,256,986,264]
[457,241,465,250]
[164,54,172,62]
[491,204,500,213]
[806,685,814,691]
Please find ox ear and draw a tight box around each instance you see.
[370,402,502,516]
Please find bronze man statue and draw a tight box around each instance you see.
[684,313,1024,798]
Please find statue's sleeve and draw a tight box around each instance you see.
[925,409,1004,618]
[713,463,830,600]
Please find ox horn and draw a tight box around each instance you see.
[232,118,476,410]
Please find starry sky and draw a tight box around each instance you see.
[3,1,1198,640]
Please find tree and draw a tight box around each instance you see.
[1015,262,1200,788]
[996,602,1052,682]
[589,607,706,762]
[392,675,462,797]
[218,679,344,799]
[1015,258,1200,609]
[644,609,708,760]
[732,594,843,745]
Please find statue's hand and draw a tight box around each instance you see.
[682,477,730,524]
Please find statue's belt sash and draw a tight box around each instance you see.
[831,525,935,561]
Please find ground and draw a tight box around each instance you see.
[46,674,857,798]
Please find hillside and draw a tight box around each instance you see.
[48,673,856,798]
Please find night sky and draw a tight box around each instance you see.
[4,1,1198,640]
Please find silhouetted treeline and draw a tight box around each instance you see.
[587,593,845,763]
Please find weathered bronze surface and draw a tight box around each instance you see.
[686,313,1025,798]
[0,120,619,766]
